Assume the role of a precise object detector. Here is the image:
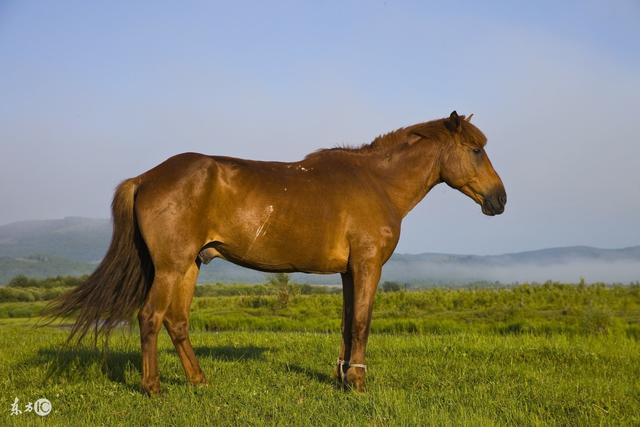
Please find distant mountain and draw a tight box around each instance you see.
[0,217,110,262]
[0,217,639,285]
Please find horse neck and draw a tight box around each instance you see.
[371,138,444,217]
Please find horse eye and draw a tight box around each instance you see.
[472,148,482,154]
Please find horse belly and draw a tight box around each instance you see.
[213,238,348,274]
[209,208,349,274]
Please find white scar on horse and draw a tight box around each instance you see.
[246,205,274,254]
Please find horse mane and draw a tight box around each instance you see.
[303,130,405,159]
[304,114,485,161]
[304,117,451,160]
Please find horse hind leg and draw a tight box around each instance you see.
[138,268,184,395]
[163,260,207,385]
[134,188,209,394]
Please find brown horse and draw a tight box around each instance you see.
[46,111,506,394]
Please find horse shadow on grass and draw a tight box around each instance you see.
[17,346,141,390]
[284,363,336,387]
[20,344,271,390]
[190,345,269,362]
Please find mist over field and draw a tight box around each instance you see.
[380,257,640,285]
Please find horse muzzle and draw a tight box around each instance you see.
[481,188,507,216]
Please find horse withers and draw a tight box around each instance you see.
[46,111,506,394]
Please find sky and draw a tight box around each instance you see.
[0,1,639,255]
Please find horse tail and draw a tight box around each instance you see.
[43,178,154,344]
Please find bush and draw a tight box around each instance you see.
[8,275,30,288]
[6,275,86,289]
[626,324,640,340]
[194,282,337,297]
[382,281,403,292]
[0,302,46,318]
[240,295,275,309]
[0,288,35,302]
[267,273,299,309]
[580,306,613,335]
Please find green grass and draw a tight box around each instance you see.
[1,284,640,425]
[1,320,639,426]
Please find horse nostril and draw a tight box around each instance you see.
[499,194,507,206]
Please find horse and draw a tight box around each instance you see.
[45,111,506,394]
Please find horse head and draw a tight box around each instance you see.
[437,111,506,216]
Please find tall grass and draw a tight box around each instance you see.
[2,280,638,338]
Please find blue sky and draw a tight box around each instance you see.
[0,1,639,254]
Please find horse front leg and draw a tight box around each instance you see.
[344,258,381,392]
[335,272,354,384]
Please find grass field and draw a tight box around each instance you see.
[1,283,639,425]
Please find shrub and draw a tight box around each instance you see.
[382,281,403,292]
[580,306,612,335]
[6,275,87,289]
[240,295,275,309]
[626,324,640,340]
[267,273,299,308]
[0,287,35,302]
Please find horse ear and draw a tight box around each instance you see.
[445,111,462,133]
[465,113,474,122]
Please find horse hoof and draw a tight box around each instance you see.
[189,373,208,386]
[345,368,366,392]
[349,380,366,393]
[142,380,161,396]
